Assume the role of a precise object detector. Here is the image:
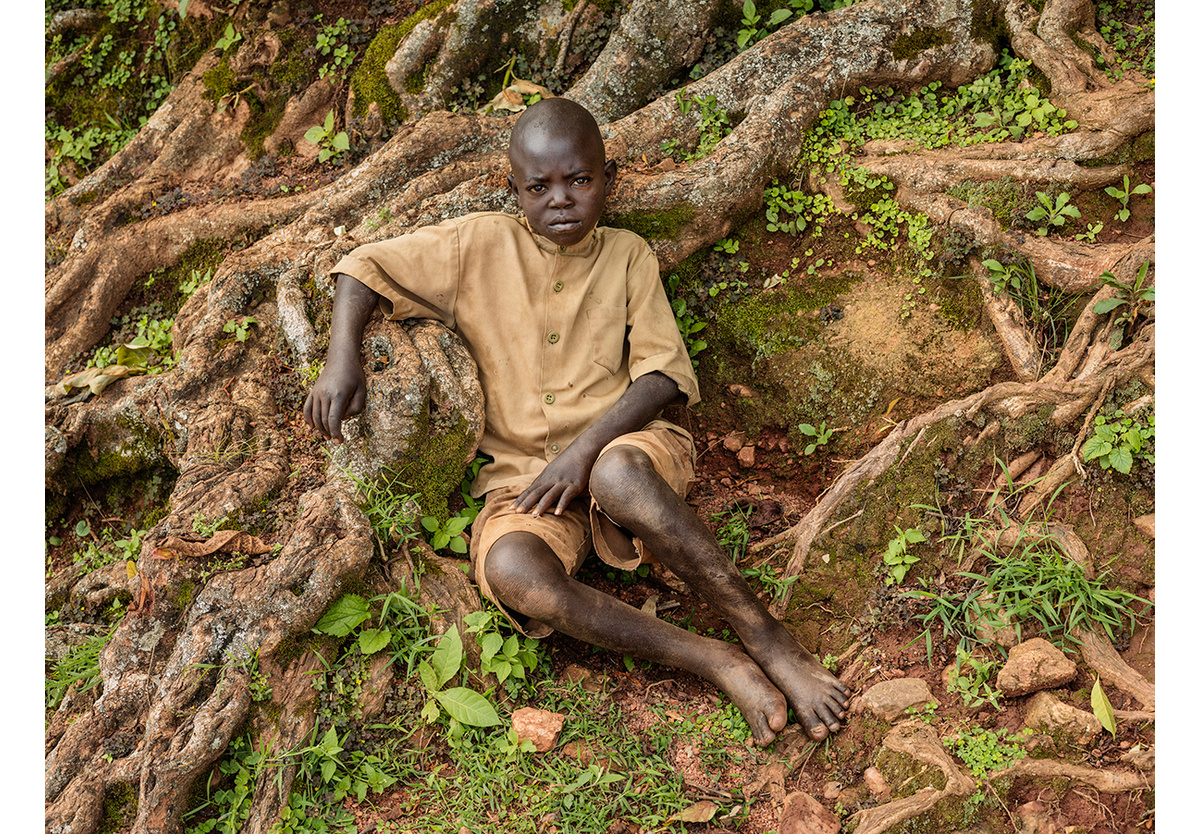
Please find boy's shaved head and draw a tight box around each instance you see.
[509,98,606,166]
[507,98,616,247]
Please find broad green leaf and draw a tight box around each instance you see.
[1091,678,1117,737]
[1108,446,1133,474]
[434,686,501,727]
[358,627,391,655]
[331,132,350,151]
[178,0,189,18]
[315,594,371,637]
[1080,435,1109,461]
[480,632,503,662]
[1092,297,1124,315]
[430,625,463,688]
[303,126,325,143]
[420,699,441,722]
[418,659,438,694]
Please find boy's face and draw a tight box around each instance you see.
[508,130,616,247]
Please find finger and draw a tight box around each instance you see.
[303,393,314,430]
[533,484,565,518]
[328,397,345,443]
[554,483,581,515]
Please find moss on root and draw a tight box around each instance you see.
[603,205,697,241]
[350,0,458,124]
[893,27,953,61]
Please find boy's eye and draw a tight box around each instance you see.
[573,177,591,186]
[528,185,546,194]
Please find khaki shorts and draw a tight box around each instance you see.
[470,426,695,637]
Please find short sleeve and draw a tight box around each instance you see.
[330,219,463,327]
[622,237,701,406]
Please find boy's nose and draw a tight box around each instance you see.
[548,185,573,207]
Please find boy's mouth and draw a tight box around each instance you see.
[547,218,581,232]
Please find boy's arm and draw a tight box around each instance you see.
[303,273,380,442]
[512,371,680,517]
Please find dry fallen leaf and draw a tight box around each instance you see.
[667,800,718,823]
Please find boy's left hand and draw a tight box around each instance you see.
[511,444,596,517]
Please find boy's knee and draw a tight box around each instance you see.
[484,532,568,617]
[589,444,655,501]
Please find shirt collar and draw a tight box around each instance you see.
[519,216,601,257]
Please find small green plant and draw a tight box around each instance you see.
[464,607,541,687]
[740,562,801,605]
[882,525,926,585]
[946,645,1001,709]
[1081,408,1154,475]
[1093,259,1154,348]
[179,268,212,299]
[314,16,355,79]
[661,94,732,163]
[421,512,471,554]
[214,22,241,53]
[737,0,813,50]
[417,625,502,742]
[304,110,351,163]
[797,421,833,455]
[1025,191,1080,236]
[710,504,752,564]
[222,316,257,342]
[46,624,117,711]
[944,726,1032,780]
[1104,174,1152,222]
[665,273,708,370]
[1074,220,1104,242]
[184,734,267,834]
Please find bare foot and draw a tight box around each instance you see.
[709,643,789,747]
[743,624,851,741]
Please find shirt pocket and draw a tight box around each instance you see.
[585,306,627,375]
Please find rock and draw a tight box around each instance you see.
[1016,800,1061,834]
[862,766,891,801]
[1120,745,1154,771]
[862,677,938,721]
[737,444,756,468]
[723,431,746,452]
[997,638,1077,697]
[728,383,757,398]
[778,791,839,834]
[1023,691,1101,745]
[1133,513,1154,538]
[821,781,842,800]
[512,707,565,752]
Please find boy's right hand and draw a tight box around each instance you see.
[303,357,367,442]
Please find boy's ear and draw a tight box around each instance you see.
[507,172,518,197]
[603,159,617,196]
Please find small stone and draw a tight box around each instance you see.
[1133,513,1154,538]
[862,677,938,722]
[778,791,839,834]
[1023,691,1100,744]
[728,383,757,398]
[862,766,890,801]
[723,431,746,452]
[997,638,1077,697]
[512,707,565,752]
[737,445,756,468]
[821,781,842,800]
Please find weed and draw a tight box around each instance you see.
[1093,259,1154,348]
[882,525,927,585]
[1025,191,1080,236]
[46,624,117,711]
[304,110,351,164]
[314,15,356,79]
[214,22,241,54]
[710,504,752,564]
[417,625,501,739]
[184,735,267,834]
[1105,175,1152,222]
[346,466,423,559]
[665,272,708,370]
[907,523,1148,653]
[222,315,257,342]
[661,94,733,163]
[944,725,1033,779]
[1074,221,1104,242]
[1081,408,1154,475]
[421,513,471,554]
[797,421,833,455]
[740,562,800,605]
[464,607,541,688]
[946,645,1001,709]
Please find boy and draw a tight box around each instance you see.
[304,98,849,745]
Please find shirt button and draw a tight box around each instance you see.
[558,245,567,253]
[553,281,564,293]
[547,332,560,344]
[543,392,555,404]
[550,443,560,453]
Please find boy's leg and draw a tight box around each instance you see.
[588,444,850,741]
[484,531,792,746]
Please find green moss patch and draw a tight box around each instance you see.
[604,205,697,241]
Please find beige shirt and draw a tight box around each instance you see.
[332,212,701,496]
